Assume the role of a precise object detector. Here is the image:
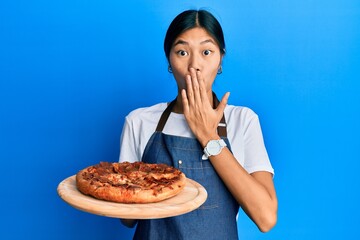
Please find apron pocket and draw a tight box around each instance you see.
[178,158,220,209]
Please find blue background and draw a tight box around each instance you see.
[1,0,359,239]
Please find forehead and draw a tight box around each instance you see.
[173,27,216,45]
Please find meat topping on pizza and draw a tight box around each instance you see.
[76,161,186,203]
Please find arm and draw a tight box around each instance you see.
[207,148,277,232]
[182,68,277,232]
[118,118,139,228]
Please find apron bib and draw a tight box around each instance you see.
[133,94,239,240]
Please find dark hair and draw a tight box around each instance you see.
[164,10,226,62]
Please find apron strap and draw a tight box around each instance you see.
[214,94,227,138]
[156,92,227,137]
[156,99,176,132]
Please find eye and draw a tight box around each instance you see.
[203,49,212,56]
[177,50,188,56]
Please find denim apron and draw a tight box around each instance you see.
[133,94,239,240]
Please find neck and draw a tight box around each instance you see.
[172,96,184,114]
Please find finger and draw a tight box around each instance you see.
[196,70,209,104]
[190,68,202,104]
[181,89,189,114]
[185,74,194,105]
[216,92,230,115]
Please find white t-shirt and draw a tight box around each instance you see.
[119,103,274,175]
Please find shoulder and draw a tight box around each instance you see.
[225,105,259,124]
[125,103,167,123]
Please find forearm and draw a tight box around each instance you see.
[208,147,277,232]
[180,69,277,231]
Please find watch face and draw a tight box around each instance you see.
[207,140,221,155]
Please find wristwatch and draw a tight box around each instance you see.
[202,139,227,160]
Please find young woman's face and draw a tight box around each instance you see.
[169,27,223,92]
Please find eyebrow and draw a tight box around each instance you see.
[173,39,216,47]
[173,40,188,46]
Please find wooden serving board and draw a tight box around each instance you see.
[57,175,207,219]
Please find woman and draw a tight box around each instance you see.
[119,9,277,239]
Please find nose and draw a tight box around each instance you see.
[188,53,201,72]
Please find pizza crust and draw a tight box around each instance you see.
[76,162,186,203]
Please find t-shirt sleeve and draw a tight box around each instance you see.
[119,116,140,163]
[242,111,274,175]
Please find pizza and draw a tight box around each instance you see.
[76,161,186,203]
